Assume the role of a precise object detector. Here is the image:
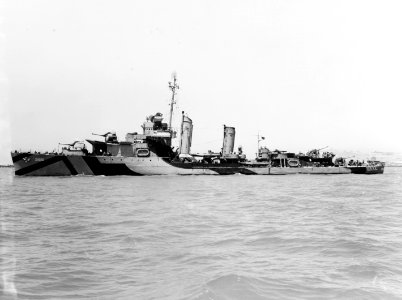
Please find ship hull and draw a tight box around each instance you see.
[11,152,384,176]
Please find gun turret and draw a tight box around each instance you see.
[59,141,84,148]
[59,141,86,151]
[92,131,118,143]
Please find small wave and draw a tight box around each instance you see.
[194,274,268,300]
[209,238,243,247]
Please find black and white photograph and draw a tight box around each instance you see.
[1,0,402,299]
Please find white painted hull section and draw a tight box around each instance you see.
[298,167,351,174]
[247,166,351,175]
[124,157,218,175]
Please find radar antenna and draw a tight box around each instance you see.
[257,133,266,157]
[168,73,179,131]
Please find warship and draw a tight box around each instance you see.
[11,76,385,176]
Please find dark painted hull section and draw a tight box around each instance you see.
[81,157,141,176]
[347,165,385,174]
[11,153,141,176]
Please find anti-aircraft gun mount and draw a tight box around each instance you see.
[306,146,328,158]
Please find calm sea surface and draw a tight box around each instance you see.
[1,168,402,299]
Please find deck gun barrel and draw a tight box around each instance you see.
[92,132,110,137]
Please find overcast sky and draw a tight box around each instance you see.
[1,0,402,164]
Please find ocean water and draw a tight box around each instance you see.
[1,167,402,300]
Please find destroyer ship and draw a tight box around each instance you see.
[11,76,385,176]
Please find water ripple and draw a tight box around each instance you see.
[1,167,402,299]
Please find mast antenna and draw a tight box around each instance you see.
[168,73,179,131]
[257,132,266,158]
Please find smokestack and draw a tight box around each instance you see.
[222,125,235,157]
[179,112,193,155]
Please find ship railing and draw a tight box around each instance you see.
[13,149,61,155]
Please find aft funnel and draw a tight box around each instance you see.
[222,125,235,157]
[179,112,193,155]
